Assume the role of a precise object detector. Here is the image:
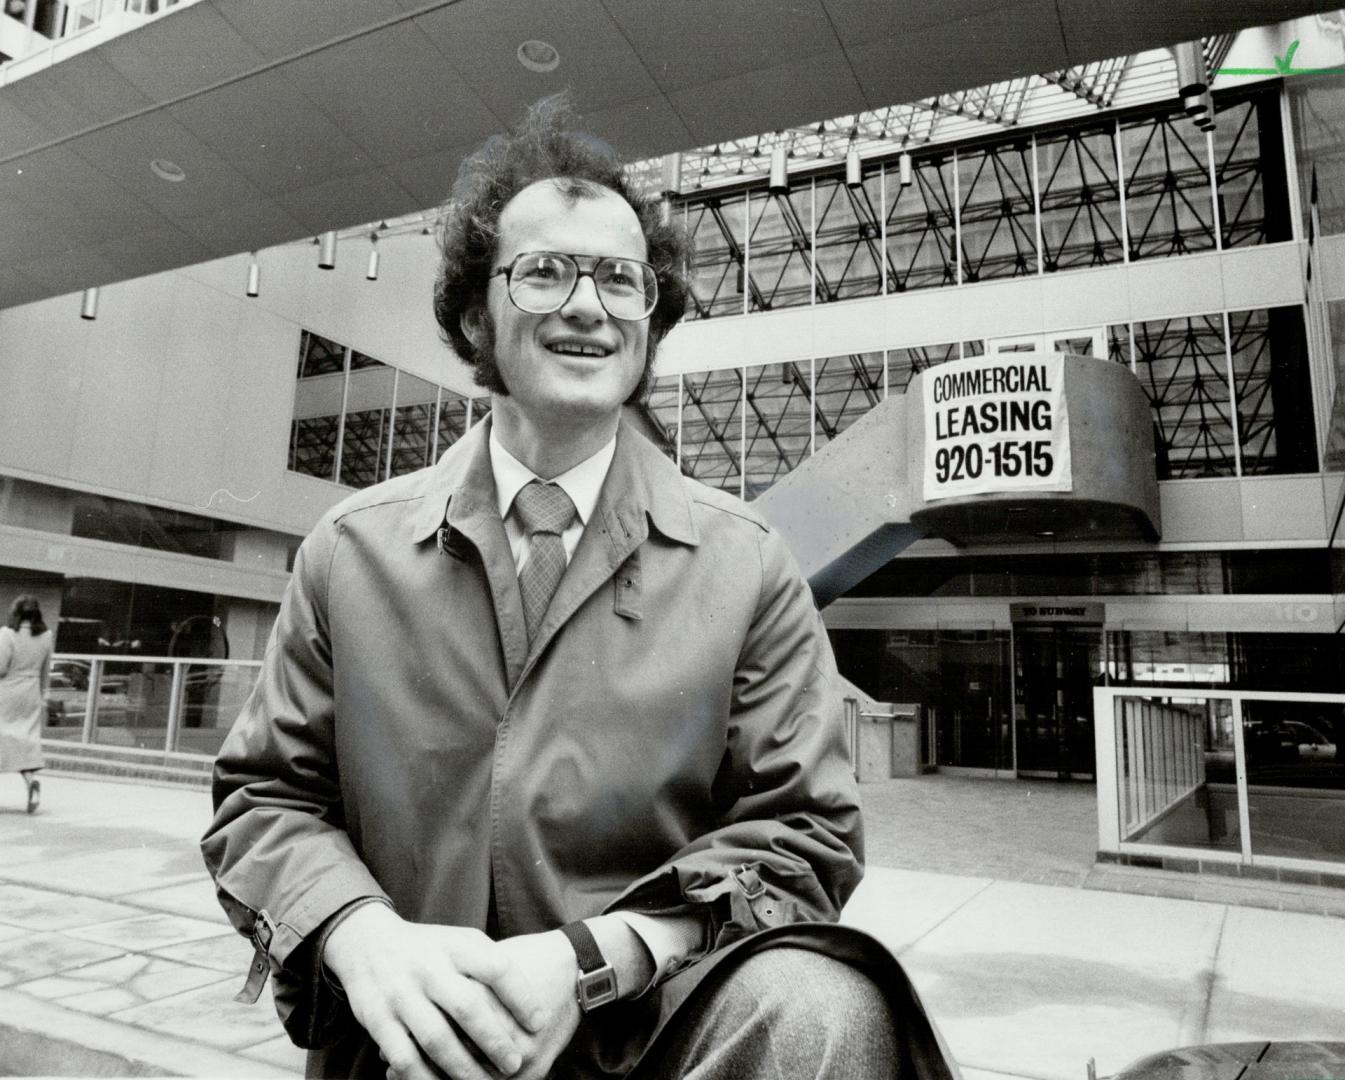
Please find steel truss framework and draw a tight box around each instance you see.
[650,88,1307,499]
[651,303,1309,497]
[679,90,1277,320]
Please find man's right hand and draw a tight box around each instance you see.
[322,903,547,1080]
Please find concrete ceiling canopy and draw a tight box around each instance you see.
[0,0,1333,309]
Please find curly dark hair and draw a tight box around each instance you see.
[433,96,689,400]
[7,595,47,636]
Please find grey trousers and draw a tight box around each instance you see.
[633,946,902,1079]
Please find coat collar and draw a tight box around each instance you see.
[408,414,700,550]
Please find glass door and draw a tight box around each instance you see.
[937,632,1012,773]
[1014,625,1102,779]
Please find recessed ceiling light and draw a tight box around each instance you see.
[150,158,187,182]
[517,39,559,72]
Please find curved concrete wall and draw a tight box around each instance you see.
[905,355,1160,546]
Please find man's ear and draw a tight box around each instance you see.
[460,304,487,351]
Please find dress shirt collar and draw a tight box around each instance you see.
[489,427,617,527]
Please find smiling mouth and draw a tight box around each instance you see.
[546,342,613,358]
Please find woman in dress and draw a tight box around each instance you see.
[0,595,54,813]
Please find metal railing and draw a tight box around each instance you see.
[42,652,260,766]
[1096,686,1345,875]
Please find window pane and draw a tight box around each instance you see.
[744,363,813,498]
[340,360,395,487]
[1121,111,1217,259]
[290,337,345,480]
[1113,694,1238,856]
[1243,700,1345,864]
[680,368,743,494]
[391,373,437,478]
[884,153,959,292]
[1133,314,1235,478]
[746,188,814,310]
[1228,306,1317,475]
[297,330,344,379]
[813,353,884,449]
[645,375,682,465]
[1037,123,1124,271]
[958,141,1037,282]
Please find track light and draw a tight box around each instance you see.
[768,146,789,194]
[1194,90,1216,131]
[80,287,99,320]
[246,254,260,297]
[318,230,337,270]
[1170,41,1207,99]
[845,149,863,189]
[661,152,682,196]
[366,238,380,281]
[899,151,914,187]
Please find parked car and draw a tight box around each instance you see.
[1282,720,1336,762]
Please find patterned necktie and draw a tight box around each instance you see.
[513,480,579,643]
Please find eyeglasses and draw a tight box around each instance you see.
[491,251,659,322]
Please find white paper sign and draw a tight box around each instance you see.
[922,355,1072,500]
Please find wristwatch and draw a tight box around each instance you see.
[558,921,618,1011]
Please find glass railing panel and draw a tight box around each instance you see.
[172,662,256,758]
[89,659,175,752]
[1115,693,1239,855]
[43,658,92,741]
[1243,700,1345,865]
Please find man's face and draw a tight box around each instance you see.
[468,179,651,429]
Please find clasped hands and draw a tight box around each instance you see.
[323,902,582,1080]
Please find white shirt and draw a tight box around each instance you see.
[489,428,616,573]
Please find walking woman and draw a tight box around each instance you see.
[0,595,53,813]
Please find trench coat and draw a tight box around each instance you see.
[0,625,52,773]
[202,418,864,1078]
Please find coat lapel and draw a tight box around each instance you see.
[517,422,700,677]
[419,418,702,694]
[431,423,531,690]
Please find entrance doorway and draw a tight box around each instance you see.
[1014,625,1103,779]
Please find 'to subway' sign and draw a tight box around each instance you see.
[922,355,1073,500]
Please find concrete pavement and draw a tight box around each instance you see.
[2,773,1344,1079]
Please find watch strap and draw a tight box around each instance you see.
[558,921,618,1011]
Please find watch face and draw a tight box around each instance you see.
[578,967,617,1011]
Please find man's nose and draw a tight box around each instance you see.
[559,272,606,322]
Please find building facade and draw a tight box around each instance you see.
[1,6,1343,863]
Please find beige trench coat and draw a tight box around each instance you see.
[203,419,863,1077]
[0,626,52,773]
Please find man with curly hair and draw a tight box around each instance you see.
[204,100,950,1080]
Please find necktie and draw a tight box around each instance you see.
[513,480,578,643]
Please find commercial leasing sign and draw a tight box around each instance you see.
[922,355,1072,500]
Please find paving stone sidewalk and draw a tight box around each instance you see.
[3,772,1345,1079]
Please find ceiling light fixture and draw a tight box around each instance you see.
[366,236,380,281]
[517,39,559,72]
[149,158,186,182]
[246,253,260,298]
[318,231,337,270]
[899,151,914,187]
[80,287,99,320]
[768,146,789,194]
[845,148,863,189]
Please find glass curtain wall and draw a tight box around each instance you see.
[288,330,487,488]
[677,90,1285,321]
[655,87,1303,497]
[655,307,1313,495]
